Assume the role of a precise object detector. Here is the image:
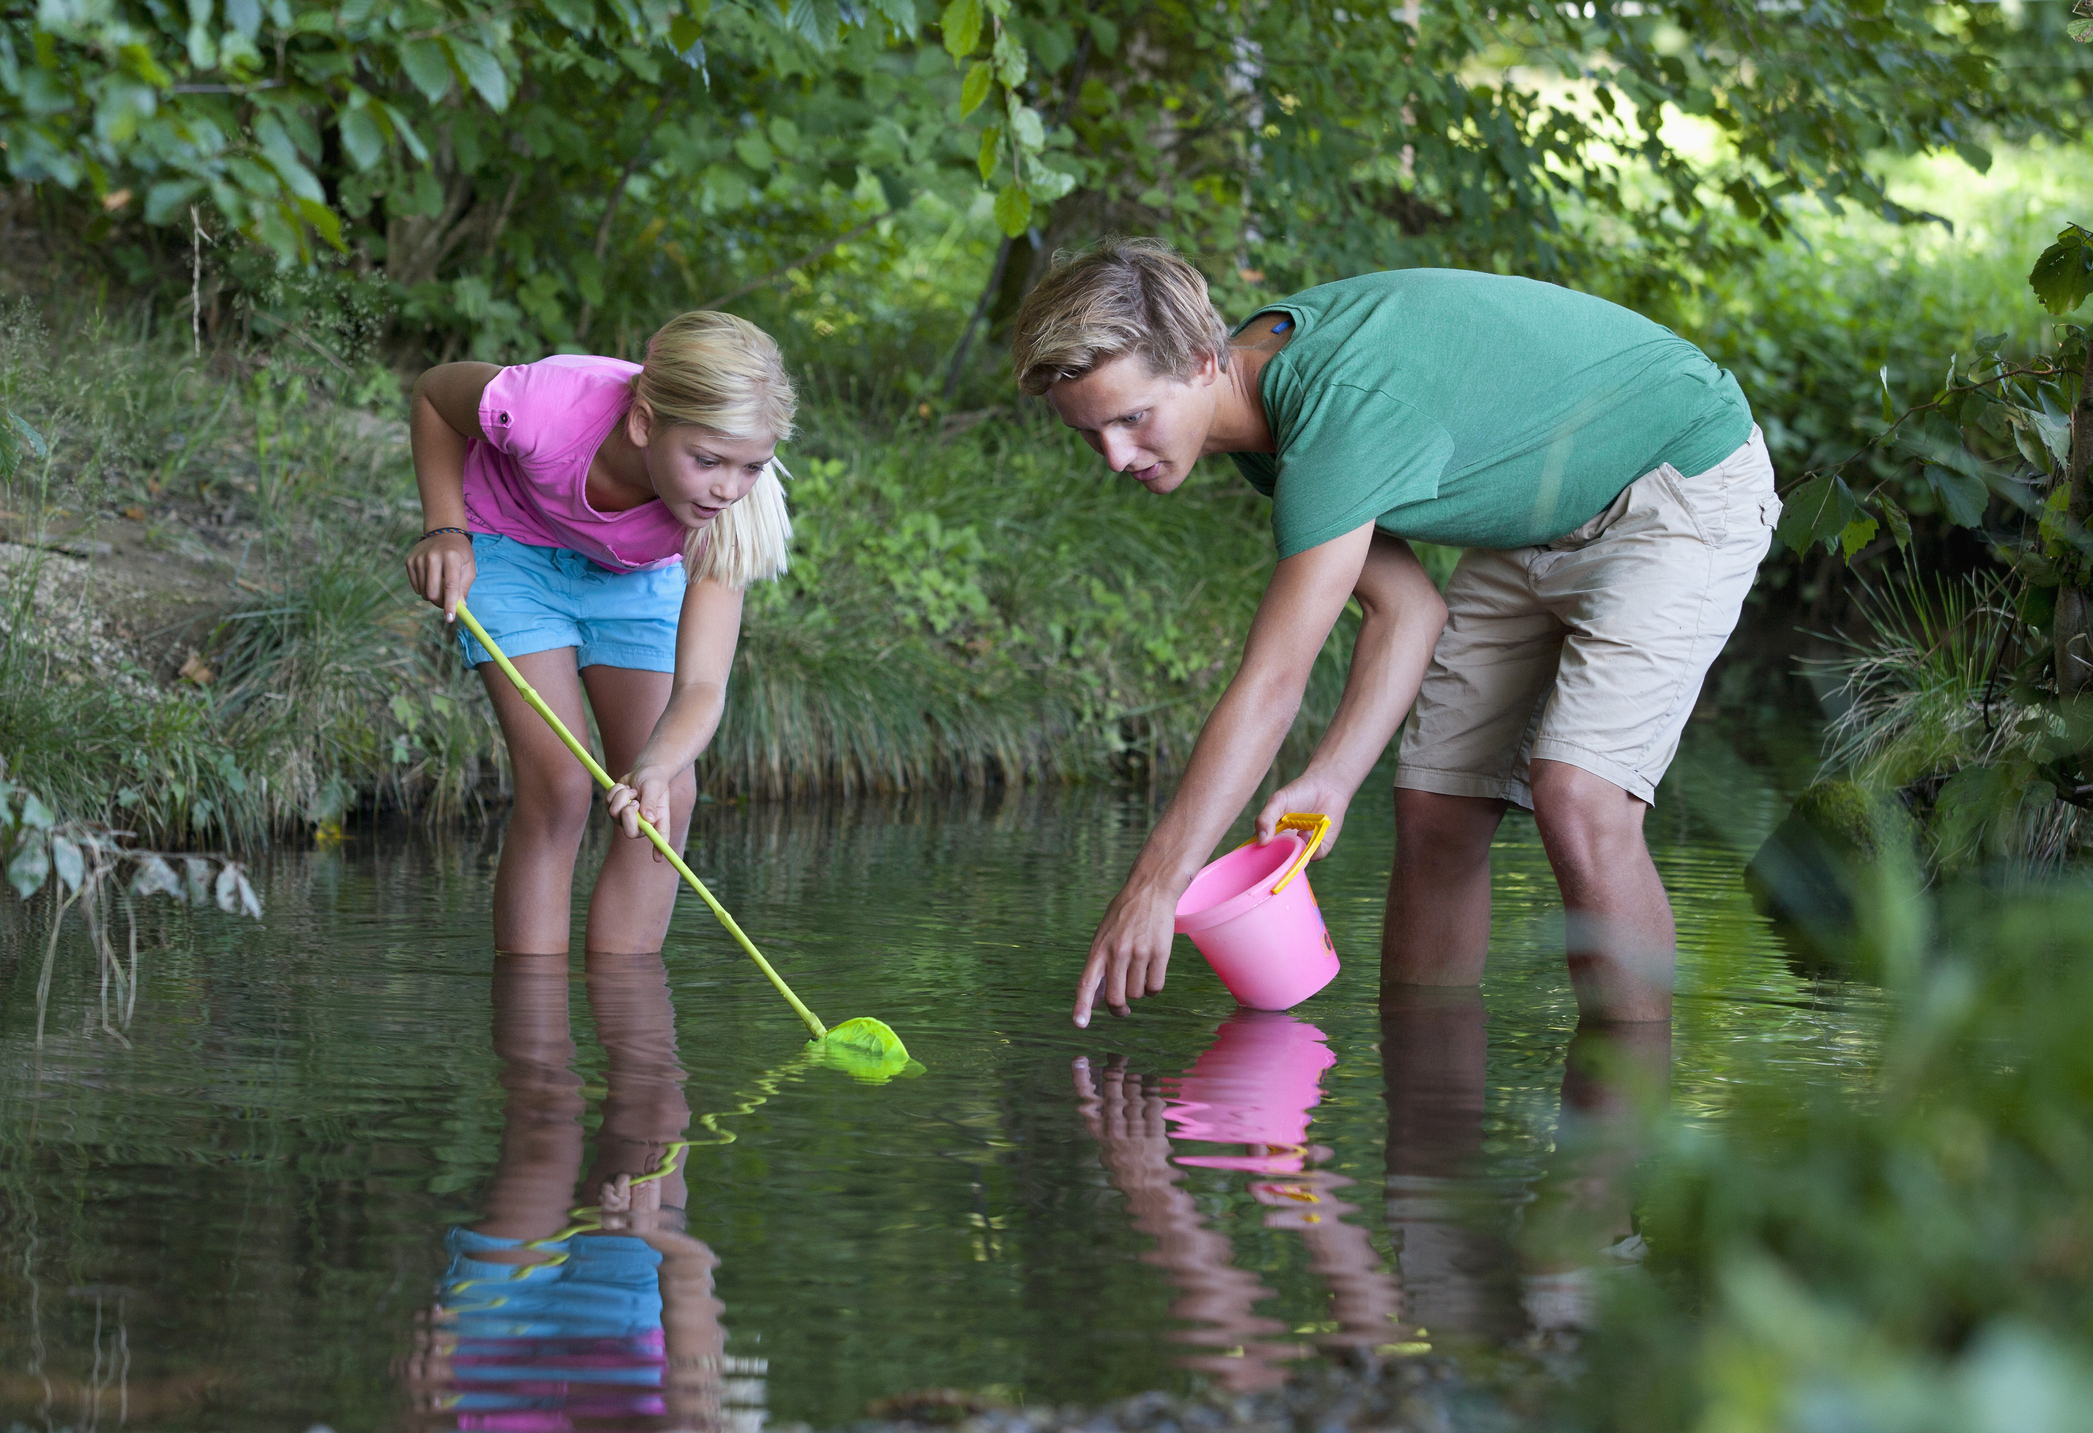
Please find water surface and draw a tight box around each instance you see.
[1,735,1876,1430]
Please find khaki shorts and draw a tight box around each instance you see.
[1395,427,1779,809]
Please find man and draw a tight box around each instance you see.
[1011,238,1778,1028]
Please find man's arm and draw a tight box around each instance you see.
[1074,522,1380,1028]
[1251,530,1447,847]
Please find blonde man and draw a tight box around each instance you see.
[1014,238,1778,1028]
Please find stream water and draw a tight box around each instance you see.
[0,733,1877,1432]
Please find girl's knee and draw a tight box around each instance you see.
[512,766,598,841]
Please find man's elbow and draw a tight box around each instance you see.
[1412,585,1449,642]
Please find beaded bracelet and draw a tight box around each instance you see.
[421,526,471,542]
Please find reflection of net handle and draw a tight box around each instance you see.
[1269,813,1330,895]
[452,601,828,1040]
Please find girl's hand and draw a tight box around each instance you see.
[1253,770,1355,856]
[405,531,475,621]
[607,767,675,856]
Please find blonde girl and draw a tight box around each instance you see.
[404,312,794,957]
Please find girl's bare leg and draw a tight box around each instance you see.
[480,649,599,954]
[579,664,696,956]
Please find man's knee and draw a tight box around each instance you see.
[1530,762,1647,875]
[1395,788,1504,867]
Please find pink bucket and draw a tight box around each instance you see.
[1164,1011,1336,1173]
[1174,820,1339,1011]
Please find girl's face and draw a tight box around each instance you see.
[629,408,777,530]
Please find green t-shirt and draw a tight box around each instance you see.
[1227,269,1753,555]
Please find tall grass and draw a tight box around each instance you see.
[1804,568,2083,871]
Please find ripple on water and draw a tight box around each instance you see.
[0,759,1877,1430]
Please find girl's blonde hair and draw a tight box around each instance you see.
[631,310,798,589]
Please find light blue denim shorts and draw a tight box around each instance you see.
[456,533,686,673]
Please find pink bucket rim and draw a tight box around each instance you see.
[1174,832,1305,936]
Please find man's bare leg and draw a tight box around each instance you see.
[1528,759,1674,1021]
[1383,788,1508,989]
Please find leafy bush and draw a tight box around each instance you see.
[1582,872,2093,1433]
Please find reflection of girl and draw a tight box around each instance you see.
[402,954,730,1430]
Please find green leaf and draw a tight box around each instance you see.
[1926,463,1989,528]
[338,106,385,169]
[19,794,54,831]
[1879,365,1894,424]
[993,179,1031,236]
[1838,514,1878,560]
[445,38,509,110]
[941,0,982,57]
[735,133,774,171]
[867,0,919,38]
[399,39,453,102]
[960,60,993,117]
[49,835,83,896]
[145,178,205,223]
[1879,495,1912,550]
[1775,475,1857,556]
[977,124,1001,182]
[296,197,345,251]
[2069,15,2093,40]
[2030,225,2093,317]
[1028,164,1076,202]
[7,837,49,900]
[1007,98,1044,150]
[378,103,428,162]
[992,27,1027,88]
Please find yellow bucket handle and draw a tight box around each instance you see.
[1268,812,1329,896]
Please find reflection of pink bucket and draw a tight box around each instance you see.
[1174,822,1340,1011]
[1165,1010,1335,1173]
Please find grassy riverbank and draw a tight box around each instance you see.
[0,297,1364,846]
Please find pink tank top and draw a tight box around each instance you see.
[460,355,688,573]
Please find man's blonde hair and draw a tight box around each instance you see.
[632,310,797,589]
[1010,237,1231,396]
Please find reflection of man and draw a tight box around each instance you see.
[1073,1019,1403,1387]
[401,953,732,1430]
[1016,240,1777,1028]
[1381,990,1670,1345]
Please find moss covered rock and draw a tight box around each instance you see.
[1746,778,1919,974]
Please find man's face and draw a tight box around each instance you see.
[1045,352,1219,495]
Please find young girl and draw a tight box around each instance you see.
[404,312,794,957]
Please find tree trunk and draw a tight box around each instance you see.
[2057,341,2093,695]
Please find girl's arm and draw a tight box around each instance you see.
[404,361,500,622]
[606,576,745,840]
[1071,522,1445,1028]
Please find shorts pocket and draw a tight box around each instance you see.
[1651,464,1715,546]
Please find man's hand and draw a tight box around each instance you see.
[607,765,676,859]
[405,531,475,621]
[1073,877,1181,1028]
[1253,770,1354,856]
